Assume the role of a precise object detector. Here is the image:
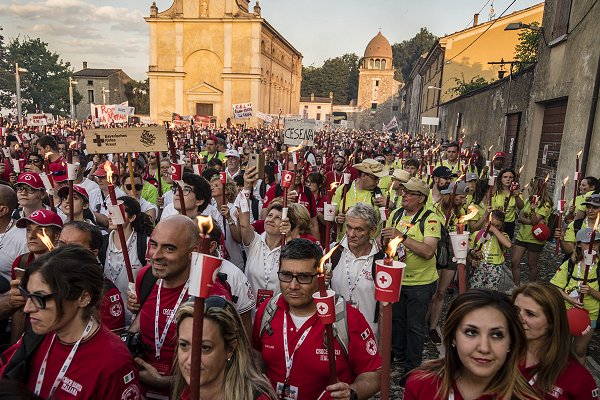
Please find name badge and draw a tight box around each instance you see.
[276,382,299,400]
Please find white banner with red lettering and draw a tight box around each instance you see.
[91,103,135,125]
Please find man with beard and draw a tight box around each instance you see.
[426,166,456,210]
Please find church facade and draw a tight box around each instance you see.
[146,0,302,125]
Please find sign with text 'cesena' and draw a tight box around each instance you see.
[283,119,315,146]
[232,102,254,119]
[85,126,168,154]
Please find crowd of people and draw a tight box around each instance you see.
[0,118,597,399]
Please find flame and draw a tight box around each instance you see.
[577,150,583,158]
[319,244,340,274]
[330,182,340,191]
[563,176,569,186]
[386,236,403,259]
[69,141,77,149]
[103,161,113,184]
[594,212,600,231]
[518,166,524,175]
[44,151,54,160]
[459,205,479,224]
[196,215,213,234]
[287,142,306,153]
[544,173,550,183]
[37,228,55,251]
[488,145,493,152]
[14,144,19,151]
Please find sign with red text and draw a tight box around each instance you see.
[232,102,254,119]
[26,113,52,126]
[91,103,135,125]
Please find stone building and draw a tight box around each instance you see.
[145,0,302,125]
[72,62,131,120]
[299,93,333,121]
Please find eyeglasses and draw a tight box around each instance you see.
[278,271,318,284]
[148,155,157,159]
[28,158,42,164]
[172,185,194,195]
[18,286,54,309]
[125,184,144,191]
[16,185,38,194]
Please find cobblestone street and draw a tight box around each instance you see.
[376,239,600,399]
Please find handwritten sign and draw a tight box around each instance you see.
[256,111,273,123]
[85,126,168,154]
[232,103,254,119]
[283,120,315,146]
[91,104,135,125]
[27,114,49,126]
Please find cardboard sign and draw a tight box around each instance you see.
[85,126,168,154]
[232,103,254,119]
[256,111,273,123]
[283,120,315,146]
[26,114,48,126]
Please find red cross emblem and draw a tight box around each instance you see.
[460,240,467,247]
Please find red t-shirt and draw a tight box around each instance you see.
[252,295,381,400]
[180,386,272,400]
[1,325,141,399]
[519,357,599,399]
[99,278,126,333]
[262,185,317,218]
[11,252,35,280]
[404,370,496,400]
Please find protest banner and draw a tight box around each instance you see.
[85,126,168,154]
[91,104,135,125]
[232,103,254,119]
[283,119,315,146]
[26,114,49,126]
[256,111,273,123]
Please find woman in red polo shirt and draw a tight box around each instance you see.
[404,289,540,400]
[172,297,276,400]
[513,282,599,399]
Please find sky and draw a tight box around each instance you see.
[0,0,542,80]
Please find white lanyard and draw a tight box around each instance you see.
[282,312,312,383]
[261,240,280,291]
[344,250,372,303]
[352,182,370,204]
[107,231,136,284]
[35,318,94,398]
[154,279,189,358]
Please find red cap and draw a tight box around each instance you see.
[207,135,219,143]
[49,162,68,183]
[16,209,63,229]
[57,185,89,202]
[16,172,44,190]
[494,151,506,159]
[93,162,118,177]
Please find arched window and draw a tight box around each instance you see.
[381,59,386,70]
[261,41,265,52]
[369,59,374,69]
[374,59,380,69]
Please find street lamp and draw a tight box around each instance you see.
[15,63,28,124]
[504,22,542,31]
[69,77,78,120]
[101,86,110,105]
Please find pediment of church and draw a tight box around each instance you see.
[187,82,223,95]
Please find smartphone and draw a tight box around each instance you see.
[248,153,265,180]
[14,267,25,280]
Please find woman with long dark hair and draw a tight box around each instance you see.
[491,168,524,239]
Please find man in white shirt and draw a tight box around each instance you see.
[0,185,27,282]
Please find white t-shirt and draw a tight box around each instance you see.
[244,231,281,299]
[160,203,224,233]
[223,203,244,270]
[0,223,28,282]
[77,177,101,197]
[93,186,127,216]
[103,230,145,323]
[218,259,255,314]
[330,238,379,338]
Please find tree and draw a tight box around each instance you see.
[392,28,437,82]
[448,74,490,96]
[0,37,80,115]
[300,53,359,105]
[125,79,149,115]
[514,22,541,68]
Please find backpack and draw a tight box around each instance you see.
[329,245,385,323]
[561,258,598,290]
[258,293,350,359]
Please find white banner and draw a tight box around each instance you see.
[283,119,315,146]
[421,116,440,126]
[26,114,48,126]
[232,102,254,119]
[92,104,135,125]
[383,116,399,132]
[256,111,273,123]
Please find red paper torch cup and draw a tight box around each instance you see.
[374,259,406,303]
[312,289,336,325]
[170,162,186,181]
[189,253,223,298]
[281,170,294,188]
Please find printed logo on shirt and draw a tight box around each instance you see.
[110,294,121,302]
[361,328,371,341]
[548,385,564,398]
[366,338,378,355]
[592,388,599,398]
[60,376,82,396]
[121,384,141,400]
[123,371,135,384]
[162,308,175,316]
[110,302,123,317]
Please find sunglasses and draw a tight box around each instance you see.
[19,286,54,309]
[28,158,42,164]
[125,184,144,191]
[277,271,318,284]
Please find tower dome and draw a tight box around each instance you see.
[364,32,393,59]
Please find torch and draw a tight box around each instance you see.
[167,129,187,216]
[557,177,569,255]
[280,169,294,246]
[189,216,221,400]
[573,150,583,210]
[103,161,135,287]
[66,142,78,221]
[314,245,341,386]
[41,152,56,212]
[323,182,339,252]
[454,206,479,293]
[375,236,405,400]
[580,213,600,304]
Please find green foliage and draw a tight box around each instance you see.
[448,74,490,96]
[514,22,541,68]
[0,36,79,116]
[301,53,359,105]
[391,28,437,82]
[125,79,149,115]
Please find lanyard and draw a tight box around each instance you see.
[35,318,94,398]
[352,182,370,204]
[261,239,280,291]
[282,312,312,383]
[343,249,372,303]
[155,279,190,358]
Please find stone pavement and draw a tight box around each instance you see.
[373,239,600,399]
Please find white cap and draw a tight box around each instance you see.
[225,149,240,158]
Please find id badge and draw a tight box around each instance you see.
[257,289,274,307]
[397,244,406,261]
[276,382,299,400]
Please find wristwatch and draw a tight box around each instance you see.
[349,388,358,400]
